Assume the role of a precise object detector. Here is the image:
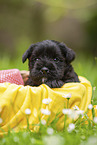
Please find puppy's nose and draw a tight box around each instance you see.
[41,67,49,74]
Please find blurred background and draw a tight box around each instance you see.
[0,0,97,57]
[0,0,97,96]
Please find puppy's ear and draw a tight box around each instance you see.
[60,42,75,63]
[52,40,75,63]
[22,44,35,63]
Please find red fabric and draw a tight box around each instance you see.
[0,69,24,85]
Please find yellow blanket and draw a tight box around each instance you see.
[0,76,97,136]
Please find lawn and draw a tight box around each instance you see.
[0,55,97,145]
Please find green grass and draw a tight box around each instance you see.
[0,55,97,145]
[0,116,97,145]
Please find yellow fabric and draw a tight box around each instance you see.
[0,76,96,136]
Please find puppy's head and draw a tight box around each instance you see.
[22,40,75,85]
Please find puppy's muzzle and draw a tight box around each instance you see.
[41,67,49,74]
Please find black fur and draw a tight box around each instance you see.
[22,40,79,88]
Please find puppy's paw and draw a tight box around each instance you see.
[46,80,64,88]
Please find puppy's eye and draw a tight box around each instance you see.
[54,58,59,61]
[34,58,39,61]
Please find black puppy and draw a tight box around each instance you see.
[22,40,79,88]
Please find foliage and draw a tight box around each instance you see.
[0,122,97,145]
[0,0,97,57]
[34,0,97,22]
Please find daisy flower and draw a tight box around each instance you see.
[73,105,79,110]
[88,104,93,110]
[67,123,75,132]
[62,109,72,115]
[62,93,72,99]
[47,127,54,135]
[93,86,96,91]
[41,109,51,115]
[42,98,52,104]
[25,108,31,115]
[41,119,46,125]
[76,110,84,115]
[93,117,97,124]
[68,110,78,119]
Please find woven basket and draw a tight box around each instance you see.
[20,70,29,85]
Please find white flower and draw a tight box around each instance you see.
[73,105,79,110]
[25,108,31,115]
[62,109,72,115]
[41,119,46,125]
[42,98,52,104]
[88,104,93,110]
[93,117,97,124]
[76,110,84,115]
[47,127,54,135]
[93,86,96,91]
[0,118,3,124]
[67,123,75,132]
[62,93,72,99]
[41,109,51,115]
[68,110,78,119]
